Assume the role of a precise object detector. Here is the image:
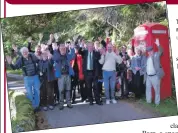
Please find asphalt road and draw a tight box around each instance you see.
[7,73,159,129]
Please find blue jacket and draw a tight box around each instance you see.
[52,48,75,78]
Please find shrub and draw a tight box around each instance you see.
[9,91,36,133]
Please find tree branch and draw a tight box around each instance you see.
[106,18,120,32]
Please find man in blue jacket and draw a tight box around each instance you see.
[52,43,75,110]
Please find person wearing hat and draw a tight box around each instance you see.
[145,38,165,106]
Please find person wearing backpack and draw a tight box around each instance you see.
[6,47,41,112]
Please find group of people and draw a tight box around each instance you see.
[6,33,165,112]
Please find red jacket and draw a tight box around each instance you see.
[70,53,84,80]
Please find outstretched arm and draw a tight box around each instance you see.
[99,55,105,64]
[6,56,23,70]
[68,44,76,61]
[99,49,106,64]
[27,42,35,53]
[115,54,123,64]
[158,45,163,56]
[155,38,163,56]
[101,40,107,48]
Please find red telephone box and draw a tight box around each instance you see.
[132,23,172,100]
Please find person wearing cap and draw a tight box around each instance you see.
[145,39,164,106]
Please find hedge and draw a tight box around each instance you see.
[9,90,36,133]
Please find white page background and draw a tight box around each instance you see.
[1,2,178,133]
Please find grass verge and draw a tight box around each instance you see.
[138,96,178,116]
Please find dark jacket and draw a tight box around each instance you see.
[38,59,55,82]
[47,39,56,55]
[119,52,130,60]
[10,53,39,76]
[27,42,35,53]
[78,48,101,77]
[94,50,103,78]
[101,40,107,48]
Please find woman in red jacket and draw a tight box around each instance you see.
[70,45,87,103]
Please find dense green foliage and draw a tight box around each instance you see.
[1,2,167,54]
[9,91,35,133]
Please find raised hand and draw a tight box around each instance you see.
[39,33,43,41]
[52,43,58,50]
[105,29,109,37]
[65,42,69,48]
[12,44,18,52]
[98,37,102,42]
[6,56,12,64]
[49,34,54,41]
[27,37,32,43]
[155,38,160,47]
[73,35,78,42]
[54,33,60,42]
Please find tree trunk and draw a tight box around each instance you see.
[112,28,117,45]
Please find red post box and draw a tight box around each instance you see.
[132,23,172,100]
